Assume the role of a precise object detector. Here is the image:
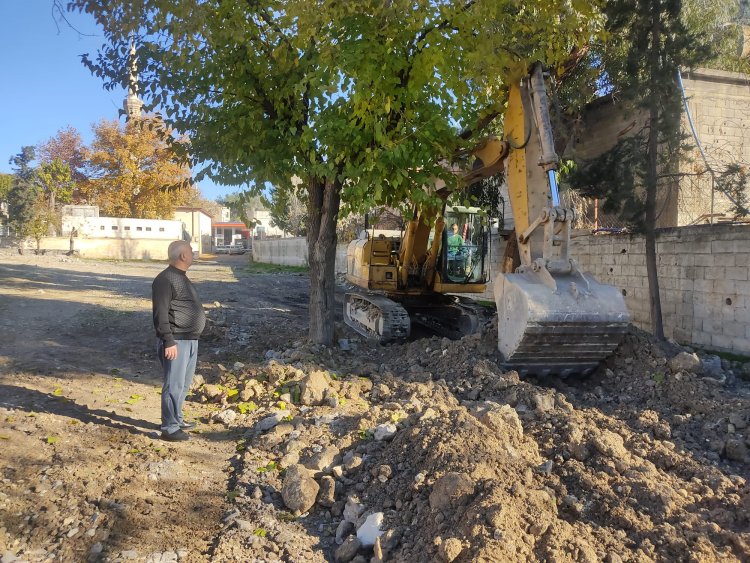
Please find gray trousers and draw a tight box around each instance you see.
[157,339,198,434]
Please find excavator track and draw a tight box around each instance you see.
[344,293,411,343]
[408,298,484,340]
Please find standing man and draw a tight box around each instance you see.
[152,240,205,441]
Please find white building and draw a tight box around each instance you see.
[174,207,213,255]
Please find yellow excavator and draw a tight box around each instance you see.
[344,63,630,376]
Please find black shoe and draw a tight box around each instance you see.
[161,429,190,442]
[179,421,197,430]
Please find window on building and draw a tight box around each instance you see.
[100,226,105,230]
[136,226,143,231]
[159,227,165,232]
[146,227,152,231]
[112,226,118,230]
[124,226,131,231]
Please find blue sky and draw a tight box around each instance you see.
[0,2,233,201]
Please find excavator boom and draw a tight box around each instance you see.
[494,63,629,375]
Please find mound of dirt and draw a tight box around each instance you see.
[191,321,750,562]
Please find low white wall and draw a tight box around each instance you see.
[21,236,172,260]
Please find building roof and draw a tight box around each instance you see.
[174,206,213,218]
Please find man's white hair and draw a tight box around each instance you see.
[168,240,191,263]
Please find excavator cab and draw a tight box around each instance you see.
[440,206,488,284]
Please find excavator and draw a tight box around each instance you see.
[344,63,630,376]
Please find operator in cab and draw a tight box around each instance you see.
[447,223,463,255]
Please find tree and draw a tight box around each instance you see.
[71,0,602,344]
[37,126,88,186]
[0,174,12,203]
[7,147,41,240]
[36,159,75,234]
[564,0,711,340]
[267,184,308,237]
[80,118,198,219]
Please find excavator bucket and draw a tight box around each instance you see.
[494,271,630,376]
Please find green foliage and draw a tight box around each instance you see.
[715,163,750,217]
[36,159,75,206]
[256,461,278,473]
[7,147,41,237]
[266,185,307,237]
[71,0,603,343]
[0,174,12,203]
[563,0,711,231]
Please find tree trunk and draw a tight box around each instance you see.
[48,191,56,236]
[645,0,665,340]
[306,176,341,345]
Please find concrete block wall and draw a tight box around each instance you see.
[571,224,750,355]
[253,237,309,267]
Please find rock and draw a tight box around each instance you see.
[605,553,623,563]
[235,519,253,531]
[533,393,555,413]
[1,553,17,563]
[233,361,245,371]
[280,451,301,468]
[475,403,523,438]
[303,445,340,473]
[256,411,291,432]
[212,409,237,425]
[318,476,336,507]
[702,355,723,378]
[281,465,320,513]
[343,497,365,524]
[338,339,351,351]
[592,430,627,459]
[729,413,748,430]
[373,423,397,441]
[336,520,355,544]
[356,512,384,547]
[343,451,364,471]
[300,370,331,406]
[439,538,463,562]
[429,472,475,512]
[334,536,361,563]
[725,439,749,462]
[120,551,138,560]
[87,543,103,562]
[190,373,205,390]
[669,352,701,373]
[537,460,553,475]
[201,384,224,402]
[240,381,262,401]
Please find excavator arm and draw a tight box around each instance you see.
[495,63,630,376]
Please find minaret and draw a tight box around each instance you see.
[123,41,143,120]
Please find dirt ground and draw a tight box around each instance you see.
[1,250,750,563]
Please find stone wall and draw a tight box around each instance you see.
[570,224,750,355]
[678,68,750,225]
[252,226,750,356]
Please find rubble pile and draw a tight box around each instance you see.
[192,320,750,562]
